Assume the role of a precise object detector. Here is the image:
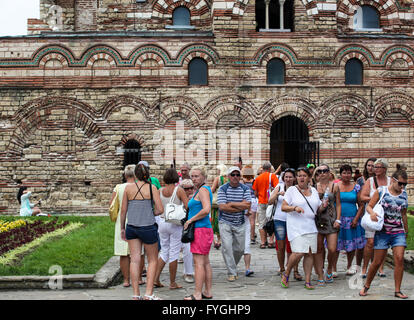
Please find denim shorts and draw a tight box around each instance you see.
[374,231,406,250]
[273,220,287,241]
[126,223,159,245]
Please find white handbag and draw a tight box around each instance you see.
[361,188,386,232]
[265,173,274,219]
[165,186,187,225]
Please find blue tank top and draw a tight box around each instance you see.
[339,190,358,217]
[188,185,213,229]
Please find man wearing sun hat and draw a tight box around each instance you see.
[217,166,251,281]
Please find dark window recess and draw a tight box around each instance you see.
[173,6,191,26]
[255,0,294,31]
[123,140,141,169]
[188,58,208,85]
[362,5,379,29]
[345,58,363,85]
[267,58,285,84]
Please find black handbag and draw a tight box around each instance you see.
[181,220,195,243]
[263,201,277,236]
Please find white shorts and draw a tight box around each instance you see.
[364,230,376,239]
[244,216,251,255]
[290,233,317,254]
[250,198,258,213]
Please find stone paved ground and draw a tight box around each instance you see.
[1,241,413,300]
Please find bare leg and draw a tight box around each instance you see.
[169,260,181,288]
[203,254,213,297]
[127,239,143,297]
[120,255,130,286]
[314,234,325,281]
[191,253,205,300]
[154,257,166,286]
[303,251,314,285]
[244,254,251,271]
[143,242,159,297]
[276,240,286,272]
[360,249,387,296]
[326,233,338,275]
[392,246,405,294]
[362,238,374,275]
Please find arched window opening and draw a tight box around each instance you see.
[354,5,380,30]
[188,58,208,85]
[345,58,363,85]
[267,58,285,84]
[173,6,190,26]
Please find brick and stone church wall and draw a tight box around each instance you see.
[0,0,413,214]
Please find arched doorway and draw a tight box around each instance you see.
[123,139,141,168]
[270,116,319,169]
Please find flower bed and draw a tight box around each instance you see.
[0,219,26,233]
[0,217,81,265]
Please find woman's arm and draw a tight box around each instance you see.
[268,186,280,205]
[402,208,408,236]
[211,177,219,193]
[152,185,164,216]
[281,199,304,214]
[360,179,371,203]
[120,187,129,240]
[178,187,189,209]
[109,191,116,206]
[334,184,342,228]
[366,189,380,221]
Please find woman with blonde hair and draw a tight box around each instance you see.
[109,164,136,288]
[184,167,214,300]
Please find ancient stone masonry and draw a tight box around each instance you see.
[0,0,413,214]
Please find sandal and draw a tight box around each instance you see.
[359,286,370,297]
[169,283,183,290]
[132,295,143,300]
[260,244,267,249]
[281,273,289,288]
[294,271,303,281]
[202,293,213,299]
[394,291,408,299]
[304,282,315,290]
[184,294,198,300]
[267,242,276,248]
[144,294,162,300]
[154,282,164,288]
[317,279,325,286]
[325,273,333,283]
[378,272,386,278]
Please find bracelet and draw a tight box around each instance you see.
[293,206,297,212]
[335,220,341,224]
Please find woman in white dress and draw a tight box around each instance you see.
[17,186,42,216]
[109,164,136,287]
[281,167,328,290]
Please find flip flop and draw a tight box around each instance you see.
[154,282,165,288]
[359,286,370,297]
[184,294,198,300]
[394,291,408,299]
[138,281,146,286]
[123,283,131,287]
[202,293,213,299]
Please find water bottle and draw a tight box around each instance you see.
[323,187,329,205]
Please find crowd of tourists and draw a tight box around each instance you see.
[109,157,410,300]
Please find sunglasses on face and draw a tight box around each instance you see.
[230,173,241,177]
[183,187,194,190]
[374,166,385,169]
[393,177,408,188]
[317,169,329,174]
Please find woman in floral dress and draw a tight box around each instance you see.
[334,164,366,275]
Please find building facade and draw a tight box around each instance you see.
[0,0,413,214]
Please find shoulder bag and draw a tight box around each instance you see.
[181,185,204,243]
[165,186,187,225]
[361,188,386,232]
[296,186,316,215]
[109,184,120,222]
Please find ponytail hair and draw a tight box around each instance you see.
[17,186,27,204]
[135,164,150,183]
[396,163,407,171]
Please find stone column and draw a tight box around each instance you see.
[265,0,271,30]
[279,0,285,30]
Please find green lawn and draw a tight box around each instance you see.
[406,210,414,250]
[0,215,114,276]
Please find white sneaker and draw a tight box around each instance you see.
[183,275,194,283]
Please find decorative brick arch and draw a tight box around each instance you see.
[86,53,116,68]
[255,44,297,67]
[100,95,152,121]
[381,46,414,77]
[336,0,400,32]
[155,96,202,127]
[8,96,108,157]
[120,133,146,147]
[39,52,69,68]
[335,45,375,67]
[320,94,369,127]
[204,95,258,127]
[261,96,318,129]
[374,92,414,126]
[176,44,219,66]
[129,45,170,67]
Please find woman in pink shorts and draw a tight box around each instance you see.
[183,167,214,300]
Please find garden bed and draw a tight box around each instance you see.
[0,216,114,276]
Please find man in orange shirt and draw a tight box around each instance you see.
[253,161,279,248]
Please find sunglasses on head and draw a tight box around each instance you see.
[393,177,408,187]
[317,168,330,174]
[230,173,241,177]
